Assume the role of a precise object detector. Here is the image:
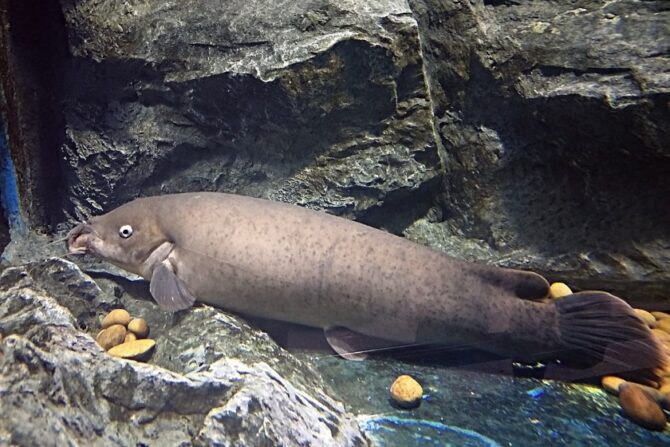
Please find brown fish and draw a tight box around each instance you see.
[67,192,667,376]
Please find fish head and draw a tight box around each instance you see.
[67,199,168,276]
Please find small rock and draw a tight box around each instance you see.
[124,332,137,343]
[633,309,656,327]
[390,375,423,409]
[101,309,132,329]
[127,318,149,338]
[107,339,156,361]
[549,282,572,299]
[96,324,127,351]
[655,318,670,334]
[652,329,670,343]
[651,311,670,320]
[619,384,668,431]
[601,376,626,395]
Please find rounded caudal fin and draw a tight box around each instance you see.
[554,291,668,382]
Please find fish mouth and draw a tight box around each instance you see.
[66,222,94,255]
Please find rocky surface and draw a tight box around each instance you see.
[55,0,440,233]
[405,0,670,302]
[2,248,669,446]
[298,352,670,446]
[0,257,368,446]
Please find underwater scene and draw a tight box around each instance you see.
[0,0,669,446]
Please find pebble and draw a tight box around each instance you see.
[655,318,670,334]
[127,318,149,338]
[96,324,127,351]
[101,309,132,329]
[124,332,137,343]
[633,309,656,327]
[107,339,156,361]
[549,282,572,299]
[390,375,423,409]
[601,376,626,395]
[651,311,670,320]
[652,329,670,343]
[619,384,668,431]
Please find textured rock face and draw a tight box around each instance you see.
[406,0,670,302]
[0,259,368,446]
[59,0,440,232]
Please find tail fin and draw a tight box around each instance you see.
[552,291,668,382]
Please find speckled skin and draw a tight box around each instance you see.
[69,192,560,361]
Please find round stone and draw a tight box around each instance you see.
[101,309,131,329]
[651,311,670,320]
[124,332,137,343]
[549,282,572,299]
[652,329,670,343]
[107,339,156,361]
[96,324,127,351]
[633,309,656,327]
[619,384,667,431]
[655,318,670,334]
[390,375,423,409]
[601,376,626,395]
[127,318,149,338]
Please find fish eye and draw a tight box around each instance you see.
[119,225,134,238]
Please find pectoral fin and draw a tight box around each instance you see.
[149,260,196,311]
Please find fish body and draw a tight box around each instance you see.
[68,192,666,373]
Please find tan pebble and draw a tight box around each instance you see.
[127,318,149,338]
[619,384,667,431]
[390,375,423,409]
[601,376,626,395]
[633,309,656,327]
[101,309,131,329]
[107,339,156,361]
[96,324,127,351]
[652,329,670,343]
[549,282,572,299]
[655,318,670,334]
[651,311,670,320]
[124,332,137,343]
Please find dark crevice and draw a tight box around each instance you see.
[458,55,670,256]
[0,212,8,253]
[356,174,443,235]
[526,64,632,77]
[0,0,69,230]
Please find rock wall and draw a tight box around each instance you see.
[57,0,441,233]
[0,258,368,446]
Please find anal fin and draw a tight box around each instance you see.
[150,260,196,311]
[324,327,398,361]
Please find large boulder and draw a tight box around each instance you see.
[57,0,440,232]
[0,258,368,446]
